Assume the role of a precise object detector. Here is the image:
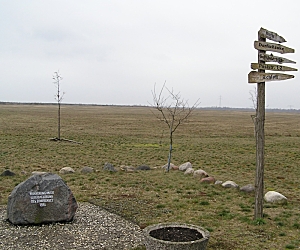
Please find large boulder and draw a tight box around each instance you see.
[264,191,287,204]
[7,173,78,225]
[179,162,192,171]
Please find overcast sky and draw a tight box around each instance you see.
[1,0,299,108]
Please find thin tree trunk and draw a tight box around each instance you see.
[58,102,61,140]
[167,129,173,172]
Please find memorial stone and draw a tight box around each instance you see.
[7,173,78,225]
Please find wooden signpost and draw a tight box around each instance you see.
[259,53,296,64]
[254,41,295,54]
[258,27,286,43]
[248,28,296,220]
[251,63,297,72]
[248,71,294,83]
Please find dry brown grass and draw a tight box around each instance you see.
[1,104,300,249]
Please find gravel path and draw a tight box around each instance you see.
[0,203,145,250]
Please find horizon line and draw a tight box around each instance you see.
[1,101,300,112]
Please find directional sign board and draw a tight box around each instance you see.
[248,71,294,83]
[251,28,296,221]
[254,41,295,54]
[259,53,296,64]
[251,63,297,72]
[258,28,286,43]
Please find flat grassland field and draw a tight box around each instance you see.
[1,104,300,249]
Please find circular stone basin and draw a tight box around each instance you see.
[143,223,210,250]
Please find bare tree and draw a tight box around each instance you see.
[151,82,200,172]
[53,71,64,140]
[249,87,257,112]
[249,87,257,137]
[50,72,82,144]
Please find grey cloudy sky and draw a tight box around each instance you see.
[1,0,299,108]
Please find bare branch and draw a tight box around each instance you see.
[52,70,64,140]
[249,87,257,111]
[151,82,200,172]
[53,71,64,103]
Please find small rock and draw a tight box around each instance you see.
[1,169,16,176]
[200,176,216,184]
[179,162,192,171]
[59,167,75,174]
[161,163,176,171]
[136,165,151,171]
[81,166,94,174]
[240,184,255,193]
[103,162,117,172]
[184,168,194,175]
[214,180,223,185]
[126,168,135,173]
[222,181,239,188]
[264,191,287,204]
[172,165,179,170]
[120,165,135,172]
[193,169,208,179]
[32,171,48,175]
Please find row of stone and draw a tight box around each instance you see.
[0,162,151,177]
[2,160,288,205]
[165,161,288,204]
[58,163,152,174]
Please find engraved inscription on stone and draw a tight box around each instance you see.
[29,191,54,207]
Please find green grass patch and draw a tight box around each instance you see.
[1,105,300,249]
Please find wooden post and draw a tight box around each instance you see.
[254,32,266,220]
[249,28,296,219]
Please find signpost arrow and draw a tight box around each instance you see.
[251,63,297,72]
[248,71,294,83]
[254,41,295,54]
[259,27,286,43]
[259,53,296,64]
